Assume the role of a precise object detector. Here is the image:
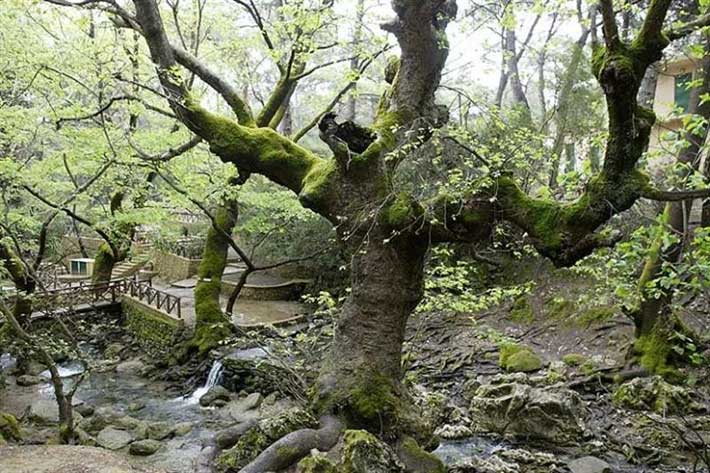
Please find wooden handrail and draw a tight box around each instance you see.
[31,278,182,319]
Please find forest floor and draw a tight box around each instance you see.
[2,257,710,472]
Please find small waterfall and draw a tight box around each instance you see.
[185,360,224,405]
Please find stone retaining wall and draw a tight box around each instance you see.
[151,250,201,282]
[121,296,185,356]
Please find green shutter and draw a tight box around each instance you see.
[675,73,692,113]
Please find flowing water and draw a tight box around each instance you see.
[184,360,224,405]
[0,351,233,473]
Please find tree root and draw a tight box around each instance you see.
[238,415,344,473]
[566,367,649,390]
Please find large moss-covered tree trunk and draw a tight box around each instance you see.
[313,229,430,439]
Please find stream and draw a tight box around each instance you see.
[0,352,231,473]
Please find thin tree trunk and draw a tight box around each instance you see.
[345,0,365,121]
[548,26,590,187]
[634,51,710,373]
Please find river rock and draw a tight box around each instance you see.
[434,424,473,440]
[341,430,405,473]
[221,356,287,395]
[199,385,231,407]
[97,427,133,450]
[75,404,95,417]
[147,421,174,440]
[568,456,611,473]
[173,421,194,437]
[16,374,43,386]
[215,422,257,449]
[115,360,146,376]
[450,456,517,473]
[25,361,47,376]
[128,439,162,456]
[470,382,585,444]
[29,400,59,425]
[127,402,145,412]
[612,376,692,414]
[104,343,126,359]
[227,393,263,422]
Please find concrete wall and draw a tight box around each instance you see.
[122,296,185,356]
[151,250,201,283]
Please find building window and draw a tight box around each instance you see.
[675,72,692,113]
[71,260,88,275]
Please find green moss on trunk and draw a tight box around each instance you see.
[188,201,237,355]
[91,242,116,284]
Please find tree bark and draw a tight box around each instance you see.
[189,199,238,355]
[314,230,429,439]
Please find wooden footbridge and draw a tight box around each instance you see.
[7,279,183,320]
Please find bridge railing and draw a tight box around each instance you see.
[28,279,182,319]
[125,280,182,319]
[32,279,133,314]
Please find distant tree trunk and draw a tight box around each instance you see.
[548,25,590,187]
[1,301,78,443]
[564,142,576,174]
[345,0,365,121]
[638,64,659,109]
[496,28,530,112]
[634,51,710,374]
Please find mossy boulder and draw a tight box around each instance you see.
[297,454,338,473]
[0,412,22,443]
[470,382,586,444]
[499,343,543,373]
[612,376,692,414]
[216,408,317,472]
[128,439,162,456]
[341,430,404,473]
[396,435,446,473]
[562,354,587,367]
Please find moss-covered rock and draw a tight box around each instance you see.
[297,454,338,473]
[499,343,543,373]
[216,408,317,472]
[562,353,587,367]
[396,435,446,473]
[612,376,692,414]
[470,382,586,444]
[340,430,404,473]
[0,412,22,443]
